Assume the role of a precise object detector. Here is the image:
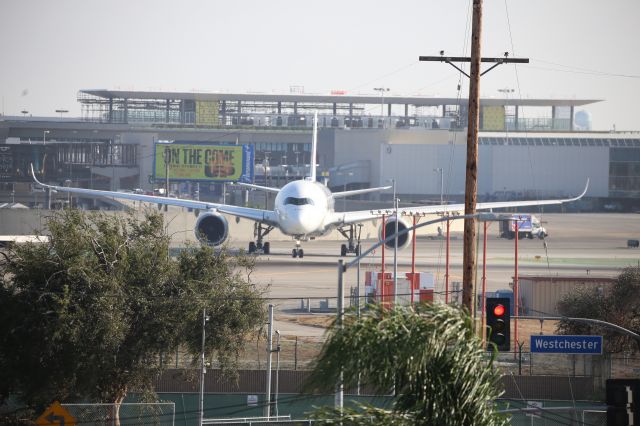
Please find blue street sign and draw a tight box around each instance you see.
[530,335,602,354]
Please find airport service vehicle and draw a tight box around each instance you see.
[30,115,588,258]
[499,214,547,239]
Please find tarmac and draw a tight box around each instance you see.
[247,213,640,336]
[1,208,638,336]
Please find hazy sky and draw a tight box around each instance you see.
[1,0,639,130]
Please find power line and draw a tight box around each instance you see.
[531,58,640,79]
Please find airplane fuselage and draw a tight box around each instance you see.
[273,180,335,238]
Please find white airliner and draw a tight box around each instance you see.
[31,115,589,258]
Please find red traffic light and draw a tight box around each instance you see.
[493,304,506,317]
[487,297,510,352]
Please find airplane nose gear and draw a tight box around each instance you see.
[338,224,362,257]
[248,222,274,254]
[291,241,304,258]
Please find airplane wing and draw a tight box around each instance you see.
[332,185,392,199]
[30,165,278,225]
[333,179,589,226]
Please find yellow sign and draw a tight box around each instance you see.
[482,106,505,131]
[195,100,219,126]
[155,144,245,181]
[36,401,76,426]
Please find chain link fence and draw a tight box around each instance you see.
[62,402,175,426]
[167,339,638,380]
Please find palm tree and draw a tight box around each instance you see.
[306,303,508,425]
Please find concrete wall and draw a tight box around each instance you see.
[489,146,608,197]
[334,129,608,199]
[333,128,456,194]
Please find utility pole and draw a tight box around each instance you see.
[461,0,483,313]
[418,1,528,312]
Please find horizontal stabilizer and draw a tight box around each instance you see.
[332,185,392,199]
[233,182,281,193]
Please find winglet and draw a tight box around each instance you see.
[30,163,46,187]
[574,178,589,201]
[583,178,590,197]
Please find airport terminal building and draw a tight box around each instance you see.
[0,89,638,210]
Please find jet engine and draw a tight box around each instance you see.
[379,217,413,250]
[194,211,229,246]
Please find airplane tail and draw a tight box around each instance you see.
[308,111,318,182]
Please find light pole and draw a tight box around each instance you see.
[274,329,281,417]
[373,87,389,128]
[282,155,287,185]
[387,178,399,304]
[356,223,363,318]
[433,167,443,205]
[111,139,118,192]
[222,182,226,204]
[336,171,354,211]
[199,308,209,426]
[263,152,270,209]
[294,151,300,177]
[265,304,274,418]
[344,181,348,212]
[498,88,514,130]
[43,130,50,144]
[162,147,170,204]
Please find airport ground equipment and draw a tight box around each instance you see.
[499,214,547,239]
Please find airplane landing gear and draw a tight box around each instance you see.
[248,222,273,254]
[291,241,304,258]
[338,224,362,257]
[339,243,361,256]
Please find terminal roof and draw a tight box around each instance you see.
[80,89,601,108]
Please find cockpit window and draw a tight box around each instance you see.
[284,197,314,206]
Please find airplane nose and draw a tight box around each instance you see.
[286,207,320,234]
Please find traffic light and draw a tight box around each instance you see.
[486,297,510,352]
[607,379,639,426]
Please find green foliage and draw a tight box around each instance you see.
[311,404,414,425]
[0,210,265,410]
[557,266,640,352]
[306,303,508,426]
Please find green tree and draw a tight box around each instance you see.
[0,210,265,422]
[306,303,508,425]
[557,266,640,352]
